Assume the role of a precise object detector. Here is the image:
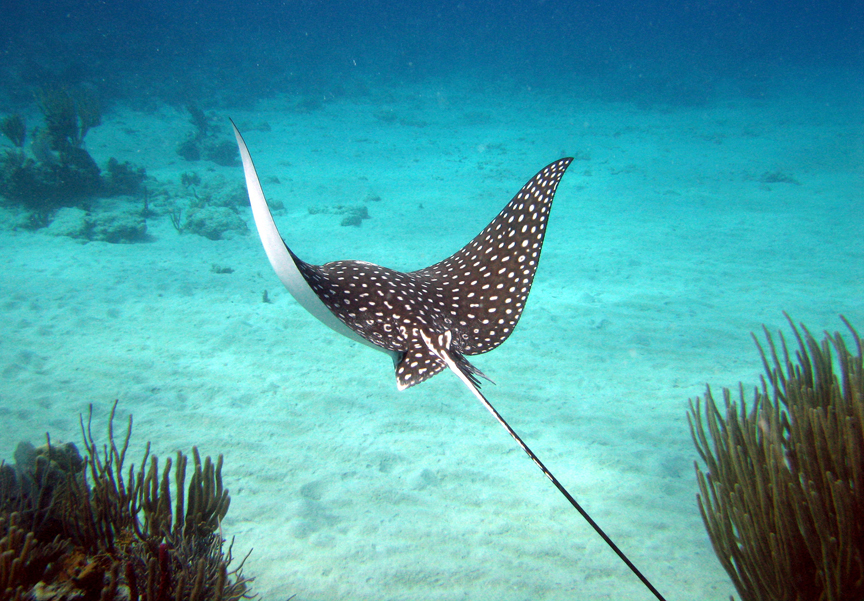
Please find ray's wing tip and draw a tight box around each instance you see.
[229,118,242,138]
[541,156,574,177]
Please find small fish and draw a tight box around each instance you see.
[232,122,666,601]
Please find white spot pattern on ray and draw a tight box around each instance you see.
[293,158,573,389]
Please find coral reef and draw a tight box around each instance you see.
[758,170,800,185]
[182,206,248,240]
[36,87,102,151]
[0,88,148,226]
[339,206,369,227]
[0,402,253,601]
[688,314,864,601]
[307,203,371,227]
[104,158,147,197]
[186,104,209,143]
[177,139,200,162]
[42,204,148,243]
[204,141,240,168]
[0,140,101,213]
[1,115,26,148]
[176,105,237,167]
[169,174,248,240]
[87,206,148,243]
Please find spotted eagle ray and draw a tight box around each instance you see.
[232,122,666,601]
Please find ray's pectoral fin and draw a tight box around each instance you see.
[231,120,389,355]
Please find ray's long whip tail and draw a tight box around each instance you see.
[427,333,668,601]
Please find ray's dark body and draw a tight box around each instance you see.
[293,158,573,388]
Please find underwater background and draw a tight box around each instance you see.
[1,0,862,599]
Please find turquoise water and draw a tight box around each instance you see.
[1,2,862,599]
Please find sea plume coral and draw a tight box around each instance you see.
[1,114,26,148]
[0,401,253,601]
[36,86,101,150]
[688,314,864,601]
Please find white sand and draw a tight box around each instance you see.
[1,70,862,600]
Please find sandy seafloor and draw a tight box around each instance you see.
[1,70,862,600]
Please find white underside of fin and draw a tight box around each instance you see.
[232,121,391,356]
